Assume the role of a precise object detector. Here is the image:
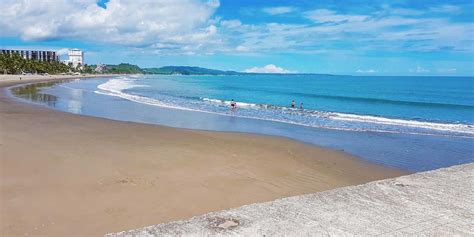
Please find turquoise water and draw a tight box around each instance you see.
[97,75,474,137]
[9,75,474,172]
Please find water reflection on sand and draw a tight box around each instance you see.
[11,82,60,107]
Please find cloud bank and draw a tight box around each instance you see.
[0,1,472,61]
[0,0,219,54]
[245,64,292,73]
[263,7,296,15]
[437,68,457,73]
[356,69,377,73]
[409,66,430,73]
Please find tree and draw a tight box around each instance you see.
[0,52,73,74]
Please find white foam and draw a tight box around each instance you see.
[96,77,147,92]
[202,97,260,109]
[201,97,474,135]
[329,112,474,135]
[96,79,474,138]
[96,78,193,111]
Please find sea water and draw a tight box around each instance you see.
[95,74,474,137]
[11,74,474,172]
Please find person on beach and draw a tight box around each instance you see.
[230,99,237,112]
[291,100,295,108]
[300,102,303,109]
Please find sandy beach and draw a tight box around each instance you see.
[0,75,406,236]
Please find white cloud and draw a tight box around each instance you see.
[220,20,242,28]
[356,69,377,73]
[409,66,430,73]
[244,64,293,73]
[429,5,461,14]
[437,68,457,73]
[56,48,70,56]
[235,45,250,52]
[206,0,220,8]
[304,9,368,23]
[390,8,424,16]
[222,5,472,55]
[1,1,471,58]
[263,6,296,15]
[0,0,220,53]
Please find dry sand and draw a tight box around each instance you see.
[0,75,407,236]
[112,164,473,236]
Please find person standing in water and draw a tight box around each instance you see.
[291,100,295,108]
[300,102,303,109]
[230,99,237,112]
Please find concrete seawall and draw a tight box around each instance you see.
[107,163,473,236]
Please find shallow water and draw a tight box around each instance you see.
[95,75,474,138]
[9,76,474,172]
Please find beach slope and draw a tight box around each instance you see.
[0,77,405,236]
[108,163,473,236]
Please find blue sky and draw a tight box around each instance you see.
[1,0,473,75]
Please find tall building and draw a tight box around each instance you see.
[0,49,59,62]
[64,49,84,68]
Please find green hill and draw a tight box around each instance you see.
[143,66,240,75]
[105,63,144,74]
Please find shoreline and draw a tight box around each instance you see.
[0,74,122,91]
[4,74,409,171]
[1,75,407,236]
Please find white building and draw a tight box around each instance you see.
[64,49,84,68]
[94,63,106,73]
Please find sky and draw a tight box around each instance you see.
[1,0,473,76]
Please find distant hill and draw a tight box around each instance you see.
[143,66,241,75]
[101,64,332,76]
[105,63,143,74]
[99,64,240,75]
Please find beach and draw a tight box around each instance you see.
[1,75,406,236]
[109,163,474,236]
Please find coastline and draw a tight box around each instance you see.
[1,75,406,236]
[0,73,121,84]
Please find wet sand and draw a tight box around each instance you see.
[0,76,407,236]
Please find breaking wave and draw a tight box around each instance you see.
[96,78,474,138]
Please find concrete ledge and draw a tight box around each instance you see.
[107,163,474,236]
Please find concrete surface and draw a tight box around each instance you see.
[106,163,474,236]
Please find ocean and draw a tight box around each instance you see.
[96,74,474,137]
[11,74,474,172]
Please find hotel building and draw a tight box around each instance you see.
[0,49,59,62]
[63,49,84,68]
